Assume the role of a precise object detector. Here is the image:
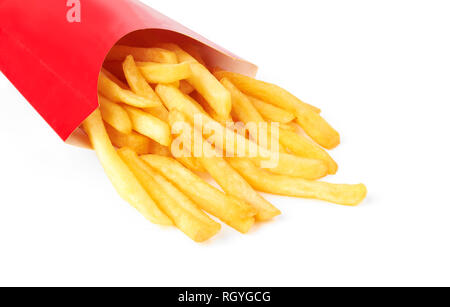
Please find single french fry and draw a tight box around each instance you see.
[105,123,154,155]
[179,80,195,95]
[156,84,328,180]
[106,45,178,63]
[214,71,340,149]
[98,70,157,108]
[228,158,367,206]
[248,96,295,124]
[159,43,232,120]
[122,55,169,122]
[137,62,191,84]
[124,105,171,146]
[118,148,220,242]
[182,44,208,66]
[101,67,128,89]
[82,109,172,226]
[141,155,256,233]
[175,156,205,173]
[279,128,338,175]
[98,95,132,134]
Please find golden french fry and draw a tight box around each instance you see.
[118,148,220,242]
[175,156,205,173]
[248,96,295,124]
[141,155,256,233]
[82,109,172,225]
[201,156,281,221]
[137,62,191,84]
[214,71,340,149]
[123,105,171,146]
[156,84,328,180]
[98,95,132,134]
[105,123,154,155]
[122,55,169,122]
[182,44,208,66]
[169,109,279,220]
[279,128,338,175]
[159,43,232,120]
[179,80,195,95]
[101,67,128,89]
[190,91,232,125]
[106,45,177,63]
[228,158,367,206]
[98,70,157,108]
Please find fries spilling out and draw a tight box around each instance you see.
[82,43,367,242]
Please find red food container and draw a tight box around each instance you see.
[0,0,257,145]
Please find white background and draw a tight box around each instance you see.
[1,0,449,287]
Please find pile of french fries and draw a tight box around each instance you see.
[82,42,367,242]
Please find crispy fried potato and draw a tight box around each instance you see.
[159,43,232,120]
[228,158,367,206]
[190,91,232,125]
[118,148,220,242]
[101,67,128,89]
[156,84,328,180]
[175,156,205,173]
[124,105,171,146]
[141,155,256,233]
[98,71,157,108]
[137,62,191,84]
[106,45,177,63]
[122,55,169,122]
[82,109,172,225]
[248,96,295,124]
[279,129,338,175]
[105,123,154,155]
[214,71,340,149]
[98,95,132,134]
[214,70,321,113]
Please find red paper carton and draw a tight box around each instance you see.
[0,0,256,144]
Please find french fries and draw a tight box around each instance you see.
[79,39,367,242]
[105,123,155,155]
[98,70,158,108]
[156,84,328,179]
[214,71,340,149]
[106,45,178,63]
[122,55,169,122]
[137,62,192,84]
[124,105,171,146]
[279,129,338,175]
[141,155,256,234]
[160,43,232,120]
[228,158,367,206]
[118,148,220,242]
[248,96,295,124]
[82,109,173,226]
[169,110,280,221]
[98,95,132,134]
